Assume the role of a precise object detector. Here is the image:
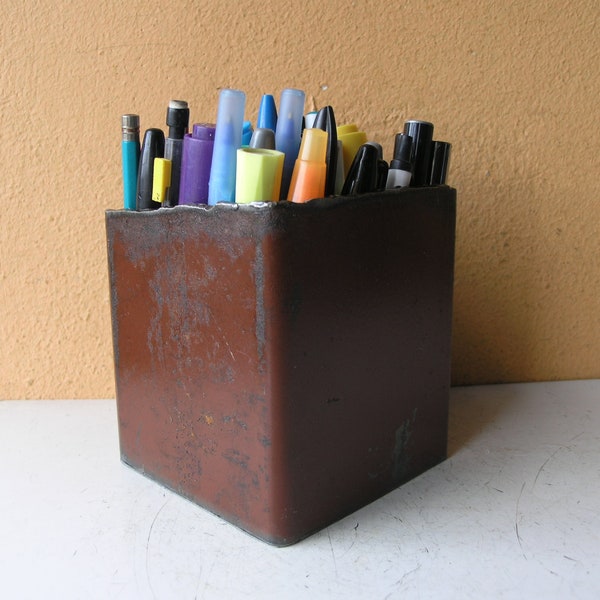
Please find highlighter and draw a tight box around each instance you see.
[287,128,327,203]
[136,128,165,210]
[235,148,284,203]
[337,124,368,178]
[313,106,338,196]
[164,100,189,207]
[403,120,434,186]
[179,123,216,206]
[208,89,246,205]
[386,133,413,189]
[257,94,277,131]
[151,158,172,205]
[121,114,140,210]
[275,88,305,199]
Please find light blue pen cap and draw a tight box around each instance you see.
[257,94,277,131]
[208,88,246,204]
[275,88,305,199]
[242,120,253,146]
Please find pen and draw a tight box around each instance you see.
[403,120,434,186]
[208,88,246,205]
[341,143,380,195]
[275,88,305,199]
[136,128,165,210]
[313,106,338,196]
[121,114,140,210]
[429,141,452,185]
[164,100,189,207]
[364,142,389,191]
[152,158,172,205]
[179,123,216,206]
[386,133,413,189]
[242,120,254,146]
[257,94,277,131]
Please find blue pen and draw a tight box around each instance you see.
[275,88,305,199]
[242,120,254,146]
[121,114,140,210]
[208,89,246,205]
[257,94,278,131]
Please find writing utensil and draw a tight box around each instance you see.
[257,94,277,131]
[152,158,172,205]
[121,114,140,210]
[429,141,452,185]
[208,88,246,205]
[341,143,380,195]
[179,123,216,206]
[235,147,284,203]
[313,106,338,196]
[287,128,327,203]
[334,141,345,194]
[403,120,434,186]
[386,133,413,188]
[365,142,389,191]
[249,128,276,150]
[137,128,165,210]
[242,120,254,146]
[164,100,189,207]
[304,111,318,129]
[275,88,305,199]
[337,123,367,178]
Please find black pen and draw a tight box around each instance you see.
[403,120,434,186]
[313,106,338,196]
[164,100,190,207]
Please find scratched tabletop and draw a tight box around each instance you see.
[1,381,599,599]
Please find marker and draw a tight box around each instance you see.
[337,124,367,178]
[403,120,434,186]
[287,128,327,203]
[313,106,338,196]
[257,94,277,131]
[121,114,140,210]
[275,88,305,199]
[164,100,189,207]
[179,123,216,205]
[136,128,165,210]
[235,147,284,203]
[249,128,276,150]
[341,143,380,195]
[208,89,246,205]
[386,133,413,189]
[152,158,172,205]
[429,141,452,185]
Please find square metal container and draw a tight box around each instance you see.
[106,186,456,546]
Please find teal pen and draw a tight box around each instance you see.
[121,114,140,210]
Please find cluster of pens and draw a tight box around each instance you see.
[121,88,451,211]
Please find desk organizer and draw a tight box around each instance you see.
[106,186,456,546]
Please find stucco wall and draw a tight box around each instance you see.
[1,0,598,398]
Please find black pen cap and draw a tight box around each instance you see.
[365,142,389,191]
[136,128,165,210]
[390,133,413,172]
[313,106,338,196]
[403,120,434,186]
[341,143,380,196]
[429,141,452,185]
[166,100,190,139]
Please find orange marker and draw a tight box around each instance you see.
[287,129,328,203]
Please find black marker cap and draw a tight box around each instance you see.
[166,100,190,140]
[136,128,165,210]
[341,143,380,195]
[390,133,413,172]
[403,120,434,186]
[429,141,452,185]
[313,106,338,196]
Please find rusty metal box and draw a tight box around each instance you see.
[105,186,456,546]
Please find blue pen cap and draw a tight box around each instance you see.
[242,120,254,146]
[257,94,278,131]
[275,88,305,199]
[208,88,246,204]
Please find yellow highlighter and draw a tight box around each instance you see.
[235,148,284,203]
[152,158,172,205]
[337,124,367,178]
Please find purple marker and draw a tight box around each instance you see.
[178,123,216,205]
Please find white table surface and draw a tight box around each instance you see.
[1,380,599,600]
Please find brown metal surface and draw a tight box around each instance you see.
[106,187,456,545]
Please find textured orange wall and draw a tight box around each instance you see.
[1,1,598,398]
